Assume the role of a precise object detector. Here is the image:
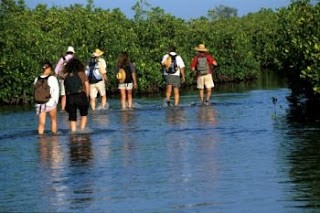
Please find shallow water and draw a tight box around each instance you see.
[1,82,320,212]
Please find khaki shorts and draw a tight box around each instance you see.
[197,74,214,89]
[89,80,106,98]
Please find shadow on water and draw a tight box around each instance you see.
[276,115,320,209]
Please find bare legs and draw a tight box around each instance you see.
[61,95,66,111]
[69,116,87,133]
[90,98,96,111]
[120,89,133,110]
[90,95,107,110]
[37,107,57,134]
[199,87,213,104]
[166,85,180,106]
[101,95,107,108]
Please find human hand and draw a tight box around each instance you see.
[181,76,185,84]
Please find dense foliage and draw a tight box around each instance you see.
[1,0,320,116]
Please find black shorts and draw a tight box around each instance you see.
[66,92,89,121]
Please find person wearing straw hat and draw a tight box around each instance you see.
[191,43,218,106]
[54,46,76,111]
[115,52,138,110]
[85,48,109,111]
[161,46,186,107]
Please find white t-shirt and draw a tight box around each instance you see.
[161,52,185,76]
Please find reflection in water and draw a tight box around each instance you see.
[165,108,187,125]
[120,110,137,127]
[69,134,93,165]
[197,106,217,126]
[38,135,63,169]
[91,111,110,126]
[38,135,67,210]
[68,134,94,209]
[165,106,219,205]
[281,122,320,208]
[120,110,138,166]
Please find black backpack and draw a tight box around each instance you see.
[34,76,51,104]
[165,54,178,74]
[64,72,83,95]
[123,64,133,83]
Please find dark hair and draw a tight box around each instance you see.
[169,46,176,52]
[65,58,84,73]
[42,60,52,69]
[117,52,130,68]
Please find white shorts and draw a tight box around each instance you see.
[36,104,57,115]
[197,74,214,89]
[89,80,106,98]
[118,83,133,90]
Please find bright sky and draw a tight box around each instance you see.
[27,0,292,19]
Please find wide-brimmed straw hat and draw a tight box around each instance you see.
[92,48,104,57]
[194,44,208,52]
[116,68,126,83]
[66,46,76,53]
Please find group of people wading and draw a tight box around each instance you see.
[33,44,217,134]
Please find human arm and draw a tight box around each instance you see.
[49,76,60,104]
[130,63,138,89]
[54,57,64,76]
[177,56,186,83]
[84,80,90,98]
[102,73,108,84]
[180,67,185,83]
[190,56,198,72]
[78,71,90,98]
[132,72,138,89]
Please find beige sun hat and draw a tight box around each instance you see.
[194,44,209,52]
[92,48,104,57]
[116,68,126,83]
[66,46,76,53]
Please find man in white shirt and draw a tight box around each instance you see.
[161,46,186,106]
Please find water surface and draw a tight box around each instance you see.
[1,81,320,212]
